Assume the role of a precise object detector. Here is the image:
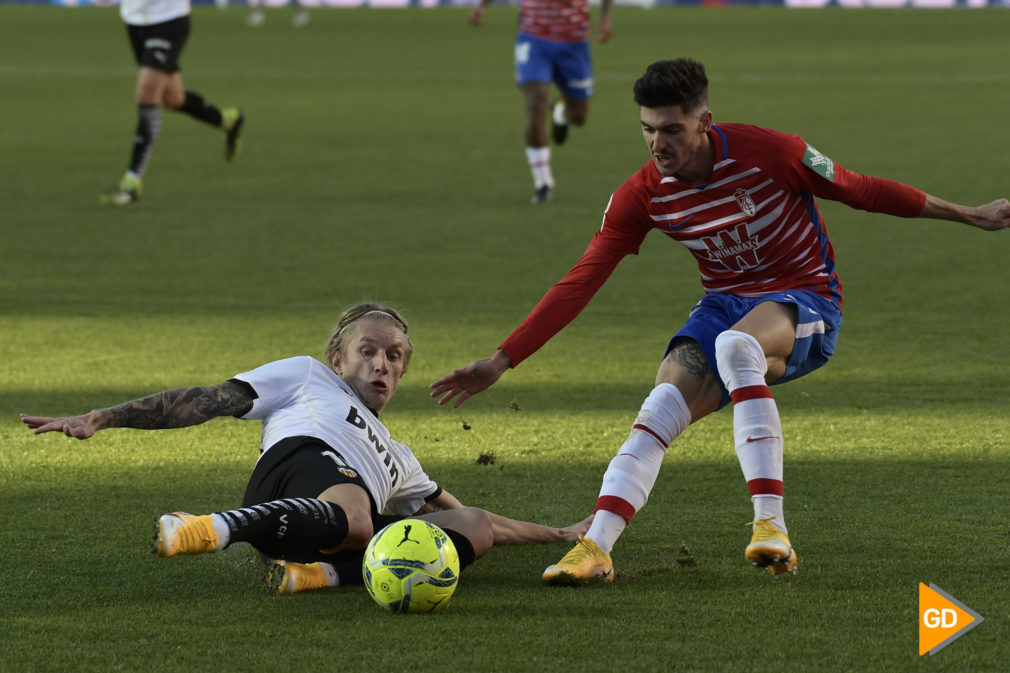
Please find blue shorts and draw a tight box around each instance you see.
[514,33,593,100]
[665,291,843,408]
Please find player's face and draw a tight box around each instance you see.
[640,104,713,181]
[331,321,408,413]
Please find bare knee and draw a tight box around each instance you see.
[460,508,493,558]
[161,89,186,110]
[423,507,493,558]
[342,508,375,549]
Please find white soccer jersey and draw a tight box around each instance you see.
[234,356,439,516]
[120,0,191,27]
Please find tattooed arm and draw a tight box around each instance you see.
[19,380,255,440]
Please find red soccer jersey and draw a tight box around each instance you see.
[500,123,926,367]
[519,0,591,43]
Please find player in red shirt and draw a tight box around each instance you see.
[469,0,613,204]
[431,59,1010,584]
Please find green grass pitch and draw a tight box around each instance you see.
[1,5,1008,672]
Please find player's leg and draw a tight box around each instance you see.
[153,496,352,557]
[268,509,489,595]
[552,96,588,144]
[721,292,842,576]
[149,16,244,160]
[716,300,798,575]
[521,82,553,203]
[155,439,370,559]
[549,40,592,146]
[164,70,245,162]
[516,34,555,204]
[247,0,265,26]
[114,66,171,204]
[292,0,309,27]
[101,21,172,207]
[261,485,382,595]
[544,338,723,585]
[155,483,370,558]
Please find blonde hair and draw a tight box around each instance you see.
[324,302,414,369]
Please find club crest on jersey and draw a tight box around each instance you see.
[734,188,756,217]
[803,144,835,182]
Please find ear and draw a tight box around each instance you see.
[699,109,713,133]
[330,352,343,375]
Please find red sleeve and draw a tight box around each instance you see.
[499,174,653,367]
[812,163,926,217]
[771,130,926,217]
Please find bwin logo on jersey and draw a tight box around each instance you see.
[734,188,756,217]
[803,144,835,182]
[345,406,399,486]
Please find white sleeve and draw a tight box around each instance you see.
[232,357,311,421]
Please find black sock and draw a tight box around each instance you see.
[327,552,367,586]
[128,104,161,176]
[442,528,477,572]
[180,90,223,127]
[218,498,349,560]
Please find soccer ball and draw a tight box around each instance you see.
[362,519,460,613]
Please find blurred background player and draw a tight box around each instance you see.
[102,0,245,207]
[246,0,311,28]
[21,303,590,594]
[469,0,613,204]
[431,58,1010,584]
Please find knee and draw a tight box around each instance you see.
[525,92,549,117]
[343,508,375,550]
[714,330,767,380]
[161,90,186,110]
[458,507,493,558]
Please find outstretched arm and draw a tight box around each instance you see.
[20,380,255,439]
[414,489,466,514]
[429,348,512,408]
[418,491,592,544]
[486,511,593,545]
[920,195,1010,231]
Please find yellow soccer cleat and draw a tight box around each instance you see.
[745,517,797,577]
[153,512,218,558]
[263,560,330,595]
[543,535,614,585]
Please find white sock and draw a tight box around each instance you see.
[752,494,784,526]
[525,146,553,189]
[211,513,232,551]
[589,383,691,553]
[319,561,339,587]
[586,510,626,555]
[552,100,567,126]
[715,330,787,534]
